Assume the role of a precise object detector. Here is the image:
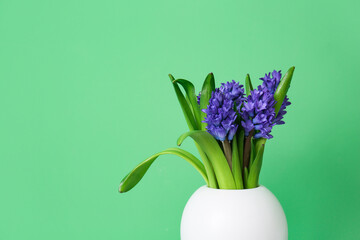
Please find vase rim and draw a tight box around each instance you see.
[202,185,265,191]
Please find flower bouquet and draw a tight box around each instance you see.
[119,67,295,240]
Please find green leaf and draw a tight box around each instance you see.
[249,137,255,169]
[173,79,201,129]
[169,75,218,188]
[169,74,197,130]
[243,167,249,188]
[177,130,236,189]
[274,66,295,115]
[200,73,215,131]
[119,148,208,193]
[194,144,218,188]
[254,138,266,154]
[232,136,244,189]
[246,143,265,189]
[245,74,253,96]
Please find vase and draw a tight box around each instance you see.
[180,186,287,240]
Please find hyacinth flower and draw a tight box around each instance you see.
[241,88,276,139]
[201,81,246,169]
[119,67,295,192]
[260,70,291,126]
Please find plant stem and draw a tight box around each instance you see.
[243,130,254,170]
[222,140,232,171]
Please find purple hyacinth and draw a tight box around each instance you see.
[274,96,291,125]
[260,70,291,126]
[219,80,246,107]
[240,88,276,139]
[260,70,282,94]
[202,81,245,141]
[197,92,201,105]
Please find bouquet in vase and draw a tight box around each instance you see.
[119,67,295,191]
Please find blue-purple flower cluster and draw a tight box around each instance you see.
[260,70,282,94]
[274,96,291,125]
[202,81,245,141]
[260,70,291,126]
[240,88,276,139]
[240,70,291,139]
[203,70,291,140]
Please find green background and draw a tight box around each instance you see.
[1,0,359,239]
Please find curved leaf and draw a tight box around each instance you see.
[173,79,201,129]
[200,73,215,131]
[119,148,208,193]
[169,74,217,188]
[177,130,236,189]
[169,74,197,130]
[194,143,218,188]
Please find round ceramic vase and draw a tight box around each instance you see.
[181,186,287,240]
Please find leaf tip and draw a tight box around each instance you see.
[118,184,124,193]
[168,74,175,81]
[118,177,129,193]
[177,133,186,146]
[287,66,295,74]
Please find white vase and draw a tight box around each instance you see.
[181,186,287,240]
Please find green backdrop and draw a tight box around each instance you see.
[1,0,359,239]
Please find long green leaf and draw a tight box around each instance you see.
[243,167,248,188]
[200,73,215,131]
[246,144,265,188]
[232,136,244,189]
[198,73,218,188]
[119,148,208,193]
[169,75,218,188]
[245,74,253,96]
[194,144,218,188]
[169,74,197,130]
[249,138,255,169]
[274,66,295,114]
[173,79,201,129]
[177,130,236,189]
[248,137,266,188]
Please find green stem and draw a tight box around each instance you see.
[222,140,232,171]
[243,130,254,170]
